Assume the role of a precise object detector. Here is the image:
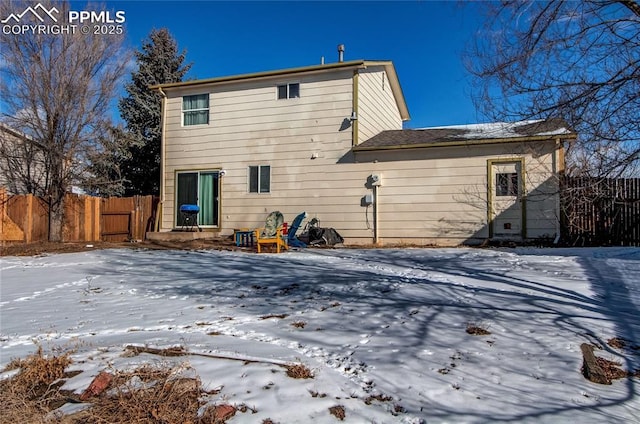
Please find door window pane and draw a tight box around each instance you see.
[199,172,218,226]
[496,173,519,196]
[176,172,198,225]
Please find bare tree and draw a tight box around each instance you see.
[0,1,129,241]
[466,0,640,177]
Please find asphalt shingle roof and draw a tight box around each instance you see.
[354,118,574,151]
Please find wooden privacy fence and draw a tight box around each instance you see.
[561,177,640,246]
[0,187,157,243]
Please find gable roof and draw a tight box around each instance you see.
[150,60,409,121]
[353,119,576,151]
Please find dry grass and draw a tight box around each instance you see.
[0,347,74,423]
[0,349,242,424]
[466,323,491,336]
[259,314,289,320]
[607,337,640,352]
[607,337,628,349]
[364,393,393,405]
[291,321,306,329]
[309,390,327,398]
[75,364,203,423]
[320,302,341,311]
[329,405,346,420]
[595,357,631,381]
[285,364,314,379]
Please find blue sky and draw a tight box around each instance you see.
[95,1,486,128]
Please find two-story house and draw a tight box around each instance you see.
[151,58,576,246]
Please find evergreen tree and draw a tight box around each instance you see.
[119,28,191,195]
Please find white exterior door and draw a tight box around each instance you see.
[489,160,524,240]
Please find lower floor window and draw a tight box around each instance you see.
[176,170,220,226]
[248,165,270,193]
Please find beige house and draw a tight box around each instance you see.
[0,123,47,195]
[152,59,576,245]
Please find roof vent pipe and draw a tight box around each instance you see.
[338,44,344,62]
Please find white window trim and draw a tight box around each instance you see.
[276,82,300,100]
[247,164,271,194]
[182,94,210,127]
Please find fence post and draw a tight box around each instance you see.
[24,194,34,243]
[0,187,5,242]
[83,196,91,242]
[94,196,100,241]
[0,188,4,234]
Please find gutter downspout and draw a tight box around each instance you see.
[352,70,359,146]
[156,87,167,232]
[554,137,562,244]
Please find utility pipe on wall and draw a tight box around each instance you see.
[156,87,167,232]
[373,185,379,245]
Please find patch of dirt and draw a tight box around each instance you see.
[1,237,244,257]
[1,241,129,256]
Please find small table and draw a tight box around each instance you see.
[234,229,255,247]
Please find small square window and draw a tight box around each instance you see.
[277,83,299,99]
[496,173,519,196]
[248,165,270,193]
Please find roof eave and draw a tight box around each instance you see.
[149,60,369,91]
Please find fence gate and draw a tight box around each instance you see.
[100,210,133,241]
[101,196,134,242]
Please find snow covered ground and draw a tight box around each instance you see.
[1,246,639,423]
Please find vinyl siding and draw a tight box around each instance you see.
[357,67,403,144]
[353,141,559,244]
[162,70,355,230]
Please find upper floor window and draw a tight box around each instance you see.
[277,83,299,99]
[183,94,209,126]
[248,165,270,193]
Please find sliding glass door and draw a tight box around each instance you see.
[176,170,220,227]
